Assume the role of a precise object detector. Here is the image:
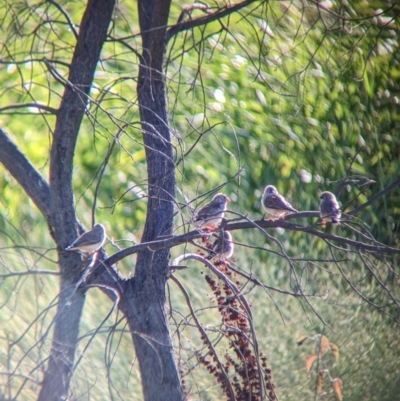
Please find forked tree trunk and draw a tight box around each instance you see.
[117,1,183,400]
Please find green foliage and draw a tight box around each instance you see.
[168,0,400,245]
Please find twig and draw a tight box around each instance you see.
[0,103,58,114]
[167,0,258,42]
[170,274,236,401]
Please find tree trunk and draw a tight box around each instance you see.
[38,1,115,400]
[119,1,183,400]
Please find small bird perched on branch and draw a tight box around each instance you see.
[319,191,341,227]
[206,231,234,260]
[65,223,106,253]
[193,193,230,231]
[261,185,297,220]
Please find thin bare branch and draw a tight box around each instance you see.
[0,103,58,114]
[100,210,400,270]
[167,0,259,43]
[170,274,236,401]
[47,0,79,40]
[0,270,60,278]
[347,177,400,216]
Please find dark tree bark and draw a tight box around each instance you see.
[1,1,246,399]
[115,1,183,400]
[38,1,116,400]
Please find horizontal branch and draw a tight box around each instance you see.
[0,103,58,114]
[84,178,400,284]
[0,58,70,68]
[0,129,54,226]
[0,270,60,278]
[166,0,258,42]
[101,215,399,269]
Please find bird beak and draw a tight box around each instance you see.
[227,197,231,202]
